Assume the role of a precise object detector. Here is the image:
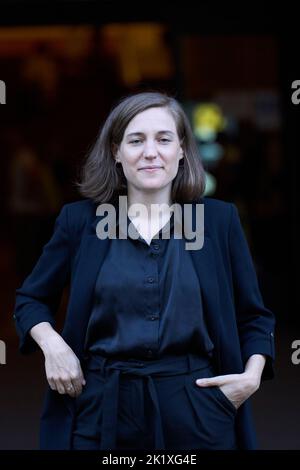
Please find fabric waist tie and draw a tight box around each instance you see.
[83,352,212,450]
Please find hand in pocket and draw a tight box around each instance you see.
[195,372,260,410]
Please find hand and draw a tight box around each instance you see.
[41,333,86,398]
[195,372,260,410]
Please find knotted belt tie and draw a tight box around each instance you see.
[83,352,212,450]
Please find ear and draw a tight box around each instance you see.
[179,147,184,160]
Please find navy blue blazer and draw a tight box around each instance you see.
[13,196,276,449]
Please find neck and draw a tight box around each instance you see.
[127,186,173,220]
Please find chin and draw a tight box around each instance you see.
[136,184,164,193]
[136,179,164,188]
[141,186,164,192]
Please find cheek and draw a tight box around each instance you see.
[121,157,141,180]
[166,146,181,160]
[121,154,139,170]
[166,153,181,169]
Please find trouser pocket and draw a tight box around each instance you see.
[183,366,237,449]
[185,366,237,418]
[211,383,237,415]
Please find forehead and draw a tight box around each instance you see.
[124,107,177,135]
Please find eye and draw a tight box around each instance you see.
[159,138,171,143]
[129,139,142,145]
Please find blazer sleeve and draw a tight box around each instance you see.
[13,204,71,354]
[228,203,276,380]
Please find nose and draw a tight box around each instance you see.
[143,139,158,158]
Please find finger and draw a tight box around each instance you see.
[78,367,86,386]
[65,382,77,397]
[71,368,85,395]
[196,377,223,387]
[71,378,82,397]
[48,378,57,391]
[56,379,67,395]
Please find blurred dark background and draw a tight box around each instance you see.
[0,1,299,450]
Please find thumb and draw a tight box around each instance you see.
[196,376,221,387]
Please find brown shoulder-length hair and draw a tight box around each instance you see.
[76,91,206,204]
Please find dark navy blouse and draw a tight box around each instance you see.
[84,207,214,361]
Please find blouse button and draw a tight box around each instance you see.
[148,277,154,283]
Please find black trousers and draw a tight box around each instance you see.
[71,353,237,450]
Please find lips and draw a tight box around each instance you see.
[139,166,163,170]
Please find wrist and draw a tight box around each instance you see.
[243,354,266,389]
[29,322,60,353]
[39,331,62,354]
[241,370,261,391]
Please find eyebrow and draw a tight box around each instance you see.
[126,130,175,138]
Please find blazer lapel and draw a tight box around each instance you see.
[188,201,223,373]
[63,211,112,359]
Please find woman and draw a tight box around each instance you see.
[13,91,275,450]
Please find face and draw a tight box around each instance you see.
[114,107,184,196]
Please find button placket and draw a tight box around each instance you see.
[143,242,160,359]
